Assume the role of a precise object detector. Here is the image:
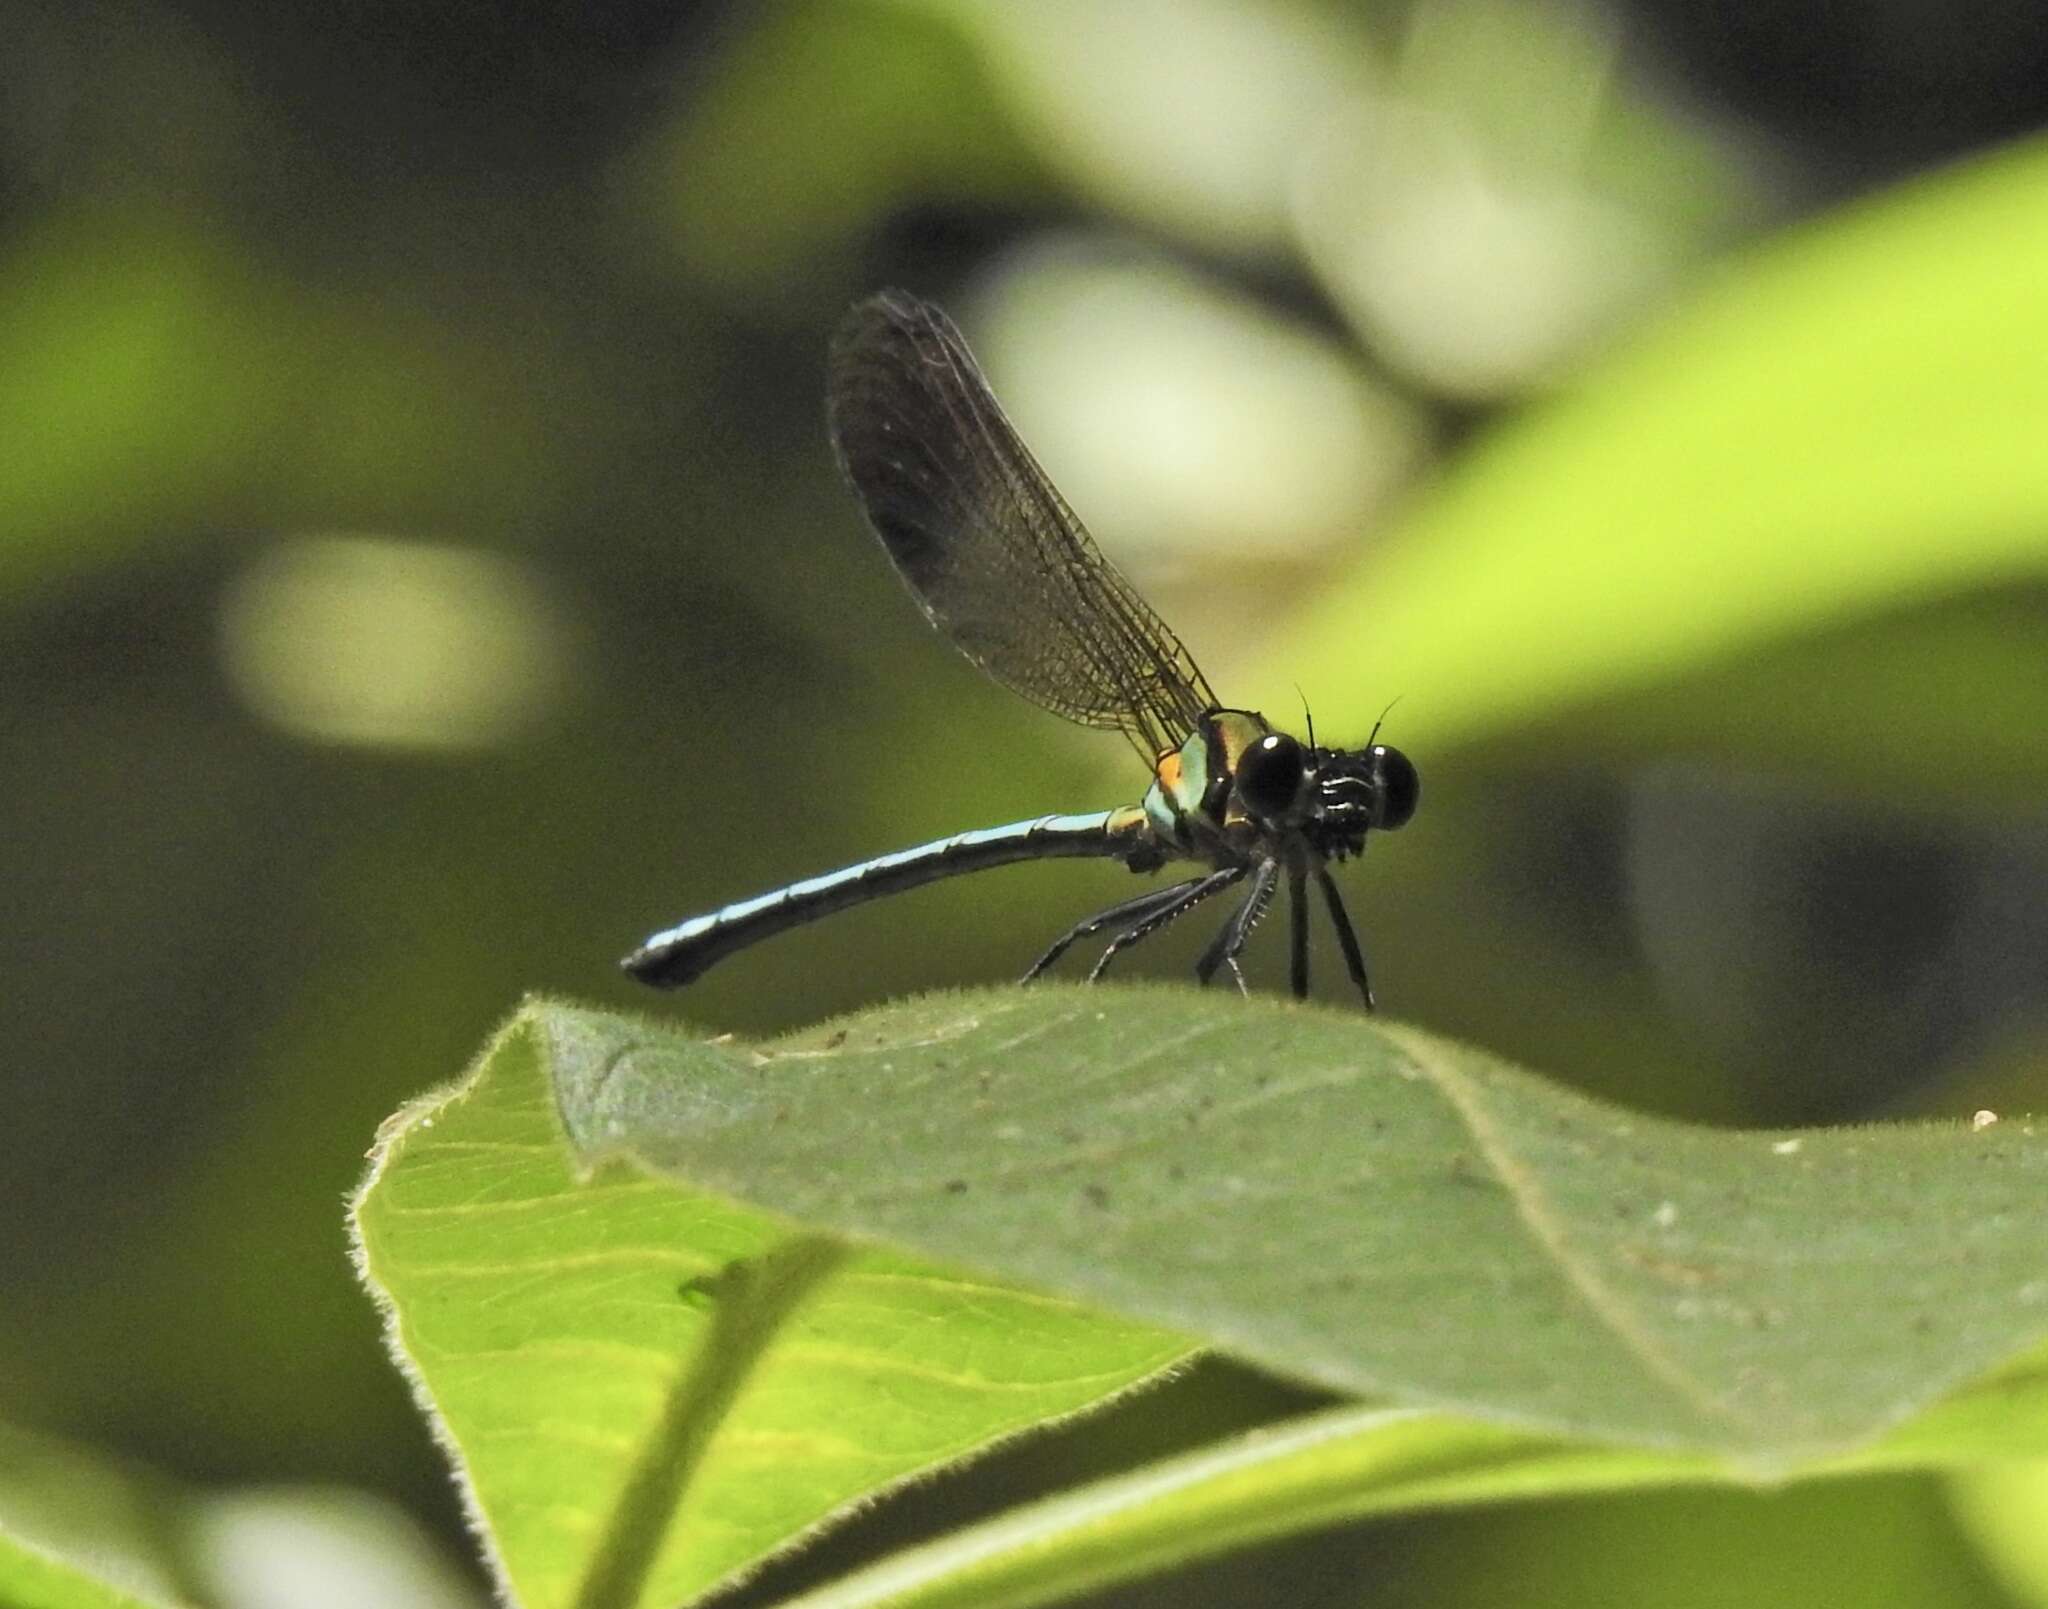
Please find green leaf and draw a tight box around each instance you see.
[1275,134,2048,778]
[774,1406,1720,1609]
[543,988,2048,1465]
[0,1420,196,1609]
[772,1377,2048,1609]
[348,1008,1190,1609]
[357,992,2048,1606]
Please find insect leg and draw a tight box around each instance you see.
[1315,868,1375,1011]
[1087,866,1246,982]
[1195,860,1280,994]
[1287,866,1310,1000]
[1023,876,1212,982]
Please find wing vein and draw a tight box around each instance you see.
[826,290,1217,761]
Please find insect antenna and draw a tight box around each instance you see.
[1366,696,1402,749]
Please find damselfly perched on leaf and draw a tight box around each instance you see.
[624,291,1418,1006]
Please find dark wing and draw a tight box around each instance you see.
[827,290,1217,762]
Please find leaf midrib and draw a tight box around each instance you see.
[1384,1024,1745,1436]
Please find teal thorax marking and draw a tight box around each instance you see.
[1141,708,1273,852]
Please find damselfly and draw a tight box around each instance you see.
[624,291,1418,1006]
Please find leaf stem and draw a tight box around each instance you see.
[572,1234,848,1609]
[776,1407,1721,1609]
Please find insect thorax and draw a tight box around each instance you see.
[1141,708,1273,853]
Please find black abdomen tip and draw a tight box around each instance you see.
[620,944,695,988]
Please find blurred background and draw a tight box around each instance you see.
[5,0,2048,1603]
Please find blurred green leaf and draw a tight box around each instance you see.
[357,992,2048,1606]
[767,1380,2048,1609]
[0,1420,194,1609]
[349,1008,1189,1609]
[0,1420,482,1609]
[0,213,270,595]
[773,1406,1721,1609]
[641,0,1037,296]
[1283,133,2048,789]
[1951,1459,2048,1608]
[0,209,556,601]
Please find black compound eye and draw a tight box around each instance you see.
[1236,733,1306,821]
[1370,745,1419,831]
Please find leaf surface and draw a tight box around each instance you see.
[350,1008,1188,1609]
[546,988,2048,1464]
[357,991,2048,1606]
